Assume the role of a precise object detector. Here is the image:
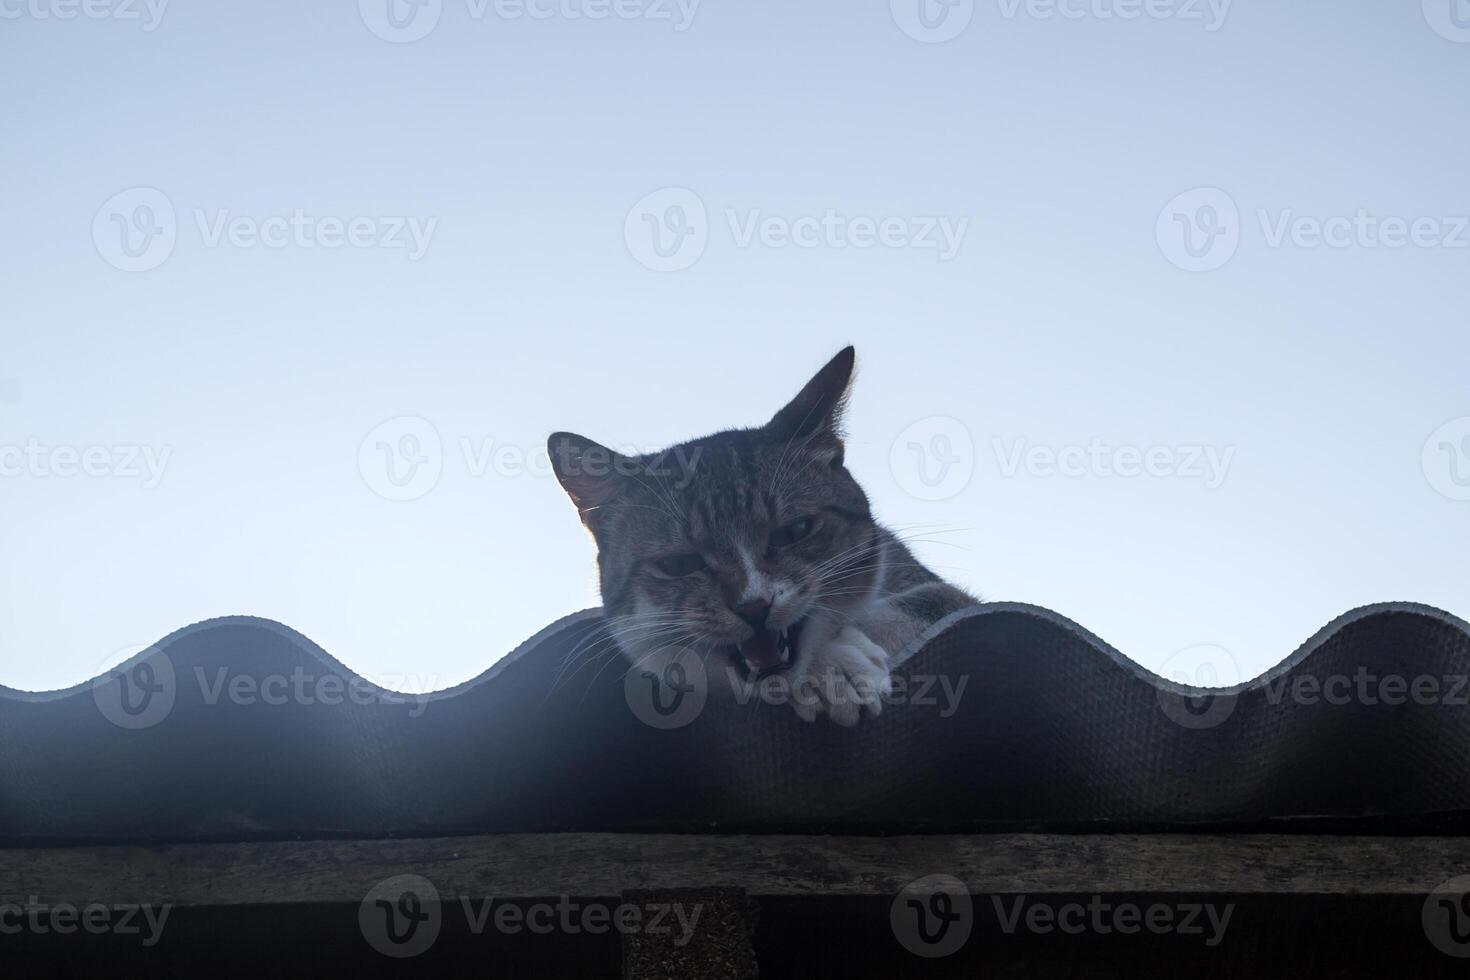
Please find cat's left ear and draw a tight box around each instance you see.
[548,431,629,526]
[767,346,855,442]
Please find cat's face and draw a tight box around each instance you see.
[550,347,878,674]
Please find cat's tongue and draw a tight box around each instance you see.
[739,630,784,670]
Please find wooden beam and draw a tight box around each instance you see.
[2,833,1466,907]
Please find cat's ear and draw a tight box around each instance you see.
[548,431,628,525]
[767,346,856,441]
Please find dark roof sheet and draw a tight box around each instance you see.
[3,602,1468,843]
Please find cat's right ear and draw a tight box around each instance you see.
[548,431,626,526]
[767,345,856,442]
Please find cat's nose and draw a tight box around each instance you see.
[733,599,772,632]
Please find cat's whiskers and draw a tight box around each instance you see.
[548,617,693,697]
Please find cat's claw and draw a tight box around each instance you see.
[791,625,893,727]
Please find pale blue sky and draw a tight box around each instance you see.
[2,0,1467,692]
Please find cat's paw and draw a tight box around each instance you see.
[790,625,893,727]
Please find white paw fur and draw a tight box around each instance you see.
[789,624,893,727]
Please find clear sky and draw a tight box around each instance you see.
[2,0,1467,693]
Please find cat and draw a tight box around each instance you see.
[548,346,976,726]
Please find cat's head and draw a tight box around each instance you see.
[549,347,878,675]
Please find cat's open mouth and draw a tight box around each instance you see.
[733,617,805,677]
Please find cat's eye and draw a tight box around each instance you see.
[653,554,707,578]
[768,517,815,550]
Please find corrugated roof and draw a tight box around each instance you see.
[3,602,1468,843]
